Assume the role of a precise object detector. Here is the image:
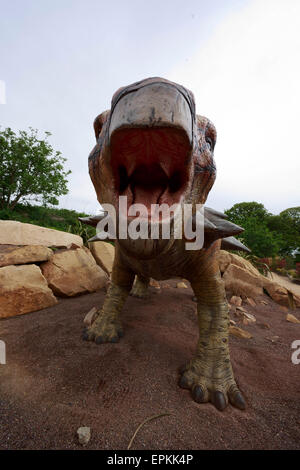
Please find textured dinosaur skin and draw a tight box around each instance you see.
[83,77,246,411]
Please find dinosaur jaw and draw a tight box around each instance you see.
[110,127,191,218]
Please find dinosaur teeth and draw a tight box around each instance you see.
[125,161,136,179]
[159,162,173,179]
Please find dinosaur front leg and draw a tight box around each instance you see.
[179,273,246,411]
[130,274,150,298]
[82,250,135,344]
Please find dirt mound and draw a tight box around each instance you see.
[0,281,299,449]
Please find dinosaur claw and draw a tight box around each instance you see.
[95,336,104,344]
[229,390,246,410]
[192,385,206,403]
[82,329,89,341]
[178,375,190,389]
[109,336,119,343]
[213,391,227,411]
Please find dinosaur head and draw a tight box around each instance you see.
[88,77,217,257]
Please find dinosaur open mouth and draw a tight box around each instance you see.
[110,127,192,218]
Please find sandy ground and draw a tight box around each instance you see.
[0,281,299,450]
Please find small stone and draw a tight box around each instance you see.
[267,335,280,343]
[236,308,256,323]
[229,326,252,339]
[83,307,98,326]
[246,313,256,323]
[261,300,268,305]
[149,279,161,289]
[77,426,91,446]
[230,296,242,307]
[257,322,270,329]
[246,297,256,307]
[286,313,300,324]
[176,281,188,289]
[236,306,247,312]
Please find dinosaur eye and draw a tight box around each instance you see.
[205,136,214,152]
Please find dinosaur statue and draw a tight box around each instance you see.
[81,77,249,411]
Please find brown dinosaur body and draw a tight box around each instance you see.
[83,77,246,411]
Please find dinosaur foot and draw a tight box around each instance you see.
[82,310,123,344]
[178,356,246,411]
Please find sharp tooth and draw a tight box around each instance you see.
[160,162,171,178]
[123,157,136,178]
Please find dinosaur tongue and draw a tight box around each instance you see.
[130,164,168,209]
[132,185,165,208]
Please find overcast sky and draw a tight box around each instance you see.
[1,0,299,215]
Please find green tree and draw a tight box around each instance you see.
[241,218,282,258]
[225,202,271,227]
[267,208,300,256]
[225,202,279,257]
[225,202,300,258]
[279,207,300,229]
[0,127,71,210]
